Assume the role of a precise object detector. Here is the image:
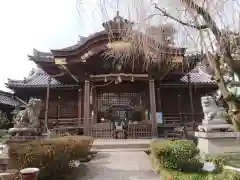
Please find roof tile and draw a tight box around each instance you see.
[0,91,20,106]
[7,65,216,88]
[180,66,215,84]
[6,69,76,88]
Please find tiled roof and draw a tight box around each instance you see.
[6,69,77,88]
[6,65,216,89]
[180,66,215,84]
[0,91,20,107]
[52,31,108,52]
[52,30,185,55]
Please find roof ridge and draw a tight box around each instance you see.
[21,68,46,83]
[0,90,14,97]
[33,49,52,57]
[5,68,72,88]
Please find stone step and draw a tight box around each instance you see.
[91,148,149,152]
[0,156,9,171]
[92,139,152,150]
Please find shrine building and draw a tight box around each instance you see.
[5,13,217,139]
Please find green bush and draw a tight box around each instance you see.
[154,164,240,180]
[151,140,240,180]
[0,129,8,138]
[205,155,230,173]
[151,139,203,172]
[8,136,94,180]
[0,110,12,130]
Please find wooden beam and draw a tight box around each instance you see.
[149,79,157,137]
[83,80,90,136]
[90,73,149,82]
[159,83,217,87]
[90,73,148,78]
[60,65,79,83]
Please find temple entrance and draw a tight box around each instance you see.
[92,91,151,139]
[96,92,144,124]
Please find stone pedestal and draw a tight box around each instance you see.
[195,132,240,155]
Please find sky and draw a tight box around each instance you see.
[0,0,103,91]
[0,0,239,92]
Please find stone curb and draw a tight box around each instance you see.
[91,148,149,152]
[224,165,240,172]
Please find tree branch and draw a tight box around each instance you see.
[153,3,208,30]
[181,0,234,73]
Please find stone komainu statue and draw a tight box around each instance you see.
[14,98,42,127]
[198,95,233,132]
[9,98,42,136]
[201,96,228,122]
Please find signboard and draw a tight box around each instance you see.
[116,125,123,130]
[149,112,163,124]
[172,56,183,63]
[156,112,163,124]
[55,58,67,65]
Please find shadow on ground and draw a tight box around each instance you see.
[76,152,159,180]
[77,163,158,180]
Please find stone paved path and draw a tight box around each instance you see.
[78,151,160,180]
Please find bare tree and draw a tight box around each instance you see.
[177,0,240,131]
[78,0,240,131]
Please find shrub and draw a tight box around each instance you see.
[151,139,203,172]
[187,133,198,146]
[0,110,12,130]
[8,136,94,180]
[0,129,8,138]
[205,155,230,173]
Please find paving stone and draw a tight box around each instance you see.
[78,151,160,180]
[0,172,17,180]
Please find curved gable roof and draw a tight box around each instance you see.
[0,90,21,107]
[50,12,186,58]
[6,69,78,89]
[51,30,186,58]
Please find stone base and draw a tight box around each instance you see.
[198,124,234,132]
[7,135,49,144]
[201,120,229,125]
[0,156,8,171]
[195,132,240,155]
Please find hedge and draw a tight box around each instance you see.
[7,136,94,180]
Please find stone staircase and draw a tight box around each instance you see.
[91,139,153,152]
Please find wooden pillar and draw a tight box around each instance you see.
[92,88,97,124]
[188,74,195,129]
[77,88,82,125]
[157,86,162,112]
[149,79,157,137]
[84,80,90,136]
[44,77,51,132]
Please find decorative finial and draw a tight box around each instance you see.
[102,11,134,32]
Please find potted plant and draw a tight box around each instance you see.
[20,168,39,180]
